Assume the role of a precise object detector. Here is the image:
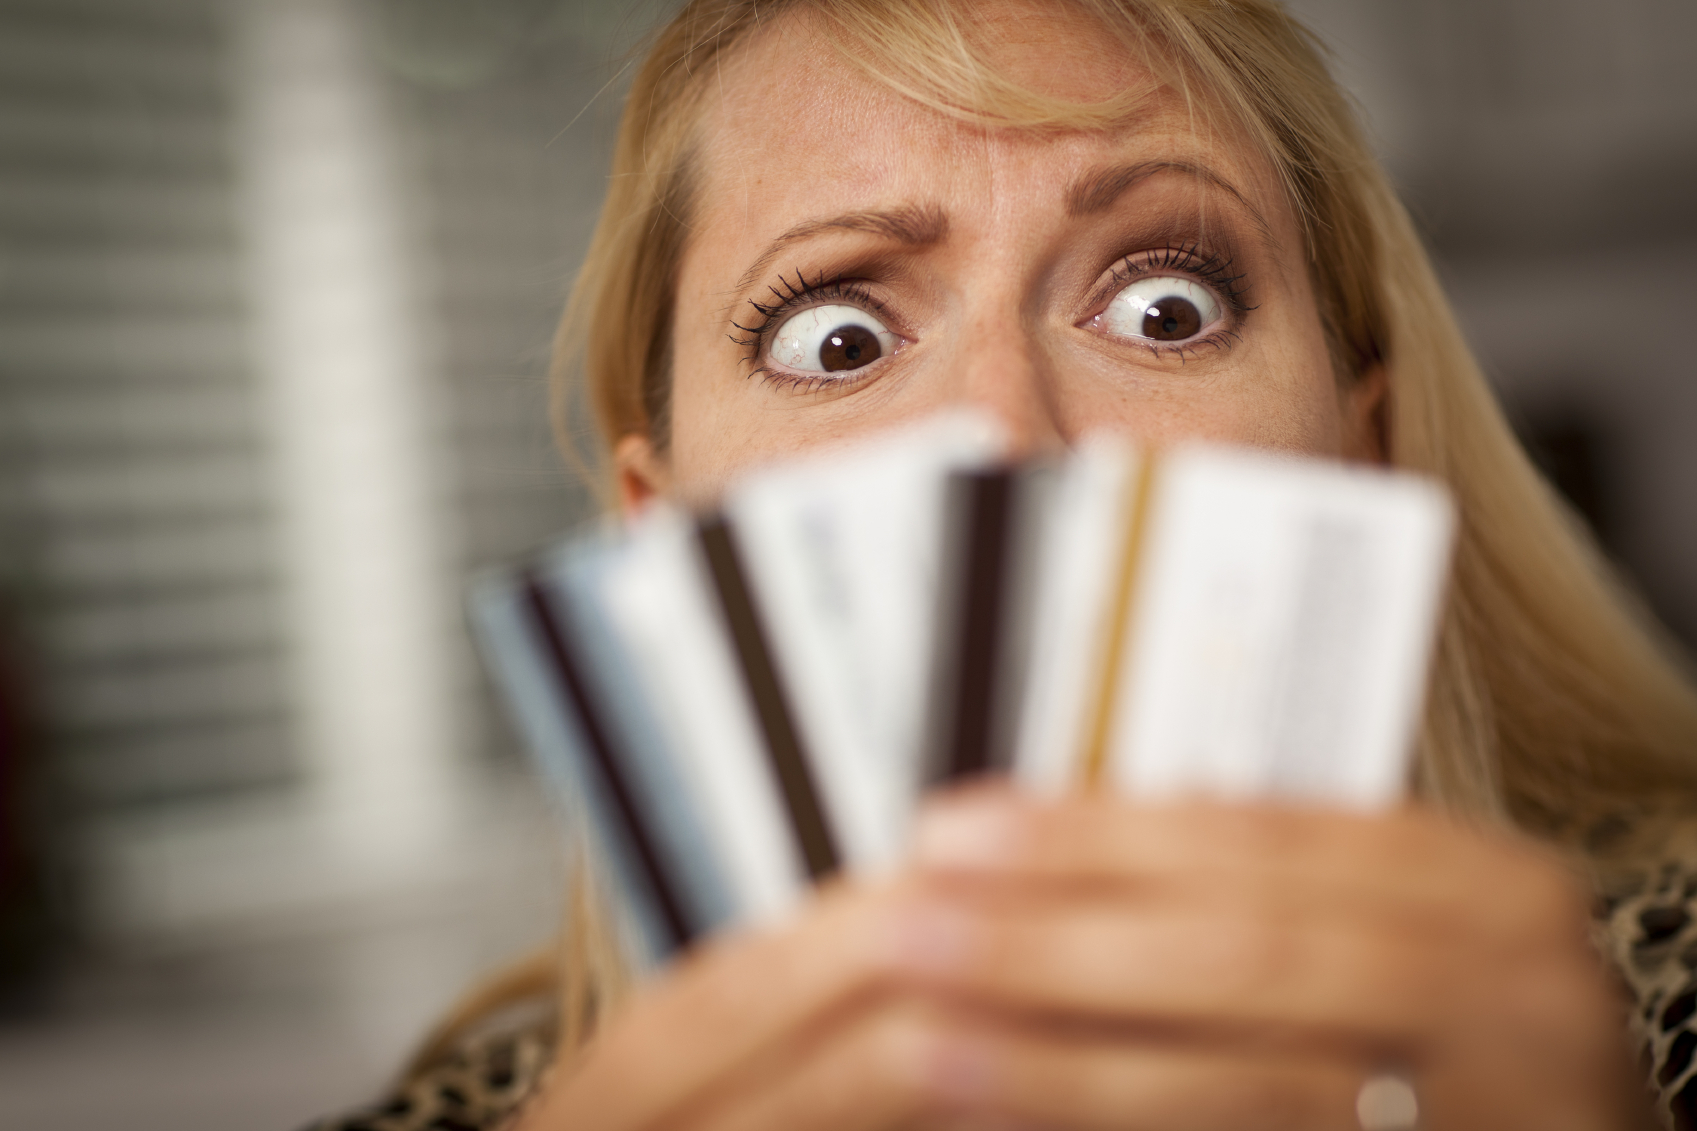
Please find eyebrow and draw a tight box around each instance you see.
[1066,159,1271,237]
[733,204,949,294]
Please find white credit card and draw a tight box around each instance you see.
[468,531,735,966]
[1015,439,1454,810]
[473,421,1457,972]
[595,506,810,926]
[1011,437,1138,794]
[472,411,1008,955]
[539,537,742,935]
[726,411,1006,869]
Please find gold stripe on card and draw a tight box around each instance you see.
[1080,447,1158,788]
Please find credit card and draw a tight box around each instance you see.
[1016,439,1454,809]
[596,506,814,925]
[1011,438,1138,794]
[926,463,1056,784]
[473,420,1457,974]
[726,411,1006,867]
[470,531,731,966]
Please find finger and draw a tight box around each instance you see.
[681,1002,1369,1131]
[669,1000,964,1131]
[913,790,1590,946]
[915,787,1536,901]
[533,881,914,1131]
[888,891,1610,1051]
[950,1020,1366,1131]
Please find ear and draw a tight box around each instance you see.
[614,432,671,516]
[1341,363,1389,465]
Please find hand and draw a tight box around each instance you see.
[515,788,1640,1131]
[897,787,1641,1130]
[511,878,993,1131]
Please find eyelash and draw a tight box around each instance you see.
[1092,242,1255,360]
[728,242,1256,384]
[1105,241,1251,309]
[728,270,892,389]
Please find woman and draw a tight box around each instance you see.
[316,1,1697,1129]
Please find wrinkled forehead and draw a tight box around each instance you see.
[689,5,1289,240]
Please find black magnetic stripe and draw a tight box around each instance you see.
[695,515,841,882]
[943,470,1014,780]
[521,571,694,949]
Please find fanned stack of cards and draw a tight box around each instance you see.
[471,413,1454,967]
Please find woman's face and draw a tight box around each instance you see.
[618,3,1383,506]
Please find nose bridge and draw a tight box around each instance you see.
[945,298,1066,459]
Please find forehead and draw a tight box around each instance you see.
[690,6,1284,240]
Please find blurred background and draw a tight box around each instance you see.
[0,0,1691,1126]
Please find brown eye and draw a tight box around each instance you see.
[820,324,881,371]
[1096,276,1222,345]
[1142,298,1202,341]
[769,303,899,375]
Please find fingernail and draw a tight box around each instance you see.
[914,800,1020,869]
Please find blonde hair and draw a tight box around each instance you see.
[488,0,1697,1066]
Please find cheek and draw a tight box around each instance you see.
[1251,321,1351,456]
[1196,288,1349,457]
[664,341,751,499]
[1075,320,1347,457]
[661,243,781,493]
[1241,356,1350,455]
[664,300,836,498]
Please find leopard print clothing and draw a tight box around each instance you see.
[302,1022,554,1131]
[310,850,1697,1131]
[1598,848,1697,1131]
